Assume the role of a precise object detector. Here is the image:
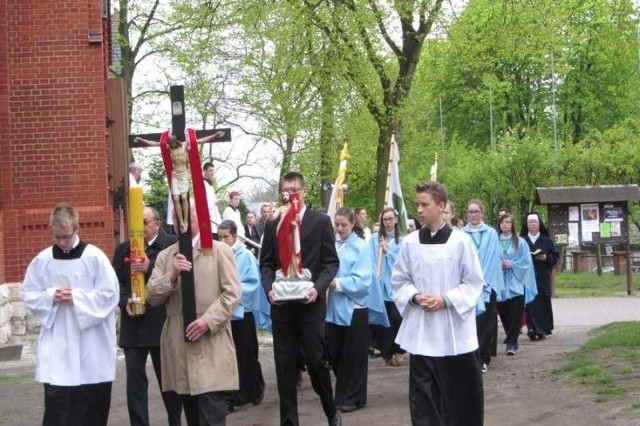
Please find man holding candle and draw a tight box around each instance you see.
[112,206,182,426]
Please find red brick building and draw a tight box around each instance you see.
[0,0,124,295]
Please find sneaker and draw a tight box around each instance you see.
[481,363,488,374]
[506,347,516,356]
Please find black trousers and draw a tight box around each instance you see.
[326,308,369,408]
[43,381,112,426]
[180,392,226,426]
[475,289,497,364]
[272,312,336,425]
[375,301,404,359]
[124,346,182,426]
[497,295,525,348]
[409,352,483,426]
[228,312,265,406]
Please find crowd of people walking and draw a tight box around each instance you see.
[21,164,560,426]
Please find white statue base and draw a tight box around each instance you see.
[272,268,314,301]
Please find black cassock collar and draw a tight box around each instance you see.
[419,223,453,245]
[52,240,88,260]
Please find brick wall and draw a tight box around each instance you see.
[0,0,114,287]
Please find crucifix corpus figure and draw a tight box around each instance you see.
[168,135,190,234]
[134,131,223,235]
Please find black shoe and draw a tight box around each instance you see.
[253,388,264,406]
[527,330,537,341]
[537,333,546,340]
[225,402,235,415]
[329,413,342,426]
[338,405,356,413]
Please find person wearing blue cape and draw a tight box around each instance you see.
[463,199,506,374]
[218,220,270,414]
[393,181,484,426]
[495,213,537,355]
[370,207,405,367]
[327,207,389,414]
[520,212,558,340]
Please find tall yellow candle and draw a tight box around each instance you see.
[128,186,146,316]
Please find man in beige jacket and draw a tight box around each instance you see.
[148,197,241,425]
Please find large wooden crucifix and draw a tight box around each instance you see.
[129,85,231,340]
[129,85,231,147]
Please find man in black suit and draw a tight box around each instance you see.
[260,172,341,426]
[244,211,261,256]
[112,206,182,426]
[255,203,272,241]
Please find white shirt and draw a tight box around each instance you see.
[223,206,245,237]
[205,183,222,233]
[21,244,119,386]
[392,230,484,356]
[129,173,141,187]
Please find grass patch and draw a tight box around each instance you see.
[0,373,31,385]
[555,272,640,297]
[552,322,640,402]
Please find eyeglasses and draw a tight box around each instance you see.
[282,187,303,194]
[382,217,395,222]
[53,233,75,241]
[467,210,482,214]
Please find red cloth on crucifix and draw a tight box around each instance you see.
[277,193,303,277]
[159,129,213,253]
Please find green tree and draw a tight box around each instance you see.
[295,0,446,213]
[558,0,639,143]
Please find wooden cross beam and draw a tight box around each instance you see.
[128,85,232,340]
[129,85,231,147]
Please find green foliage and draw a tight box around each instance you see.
[127,0,640,227]
[421,0,640,146]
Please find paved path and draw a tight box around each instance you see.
[553,297,640,327]
[1,297,639,425]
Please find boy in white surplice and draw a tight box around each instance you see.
[392,181,485,426]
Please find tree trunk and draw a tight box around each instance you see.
[318,70,336,184]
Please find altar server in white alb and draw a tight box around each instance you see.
[392,181,484,426]
[21,203,119,426]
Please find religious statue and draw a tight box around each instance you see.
[271,191,290,222]
[167,135,190,234]
[134,131,223,236]
[272,192,314,301]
